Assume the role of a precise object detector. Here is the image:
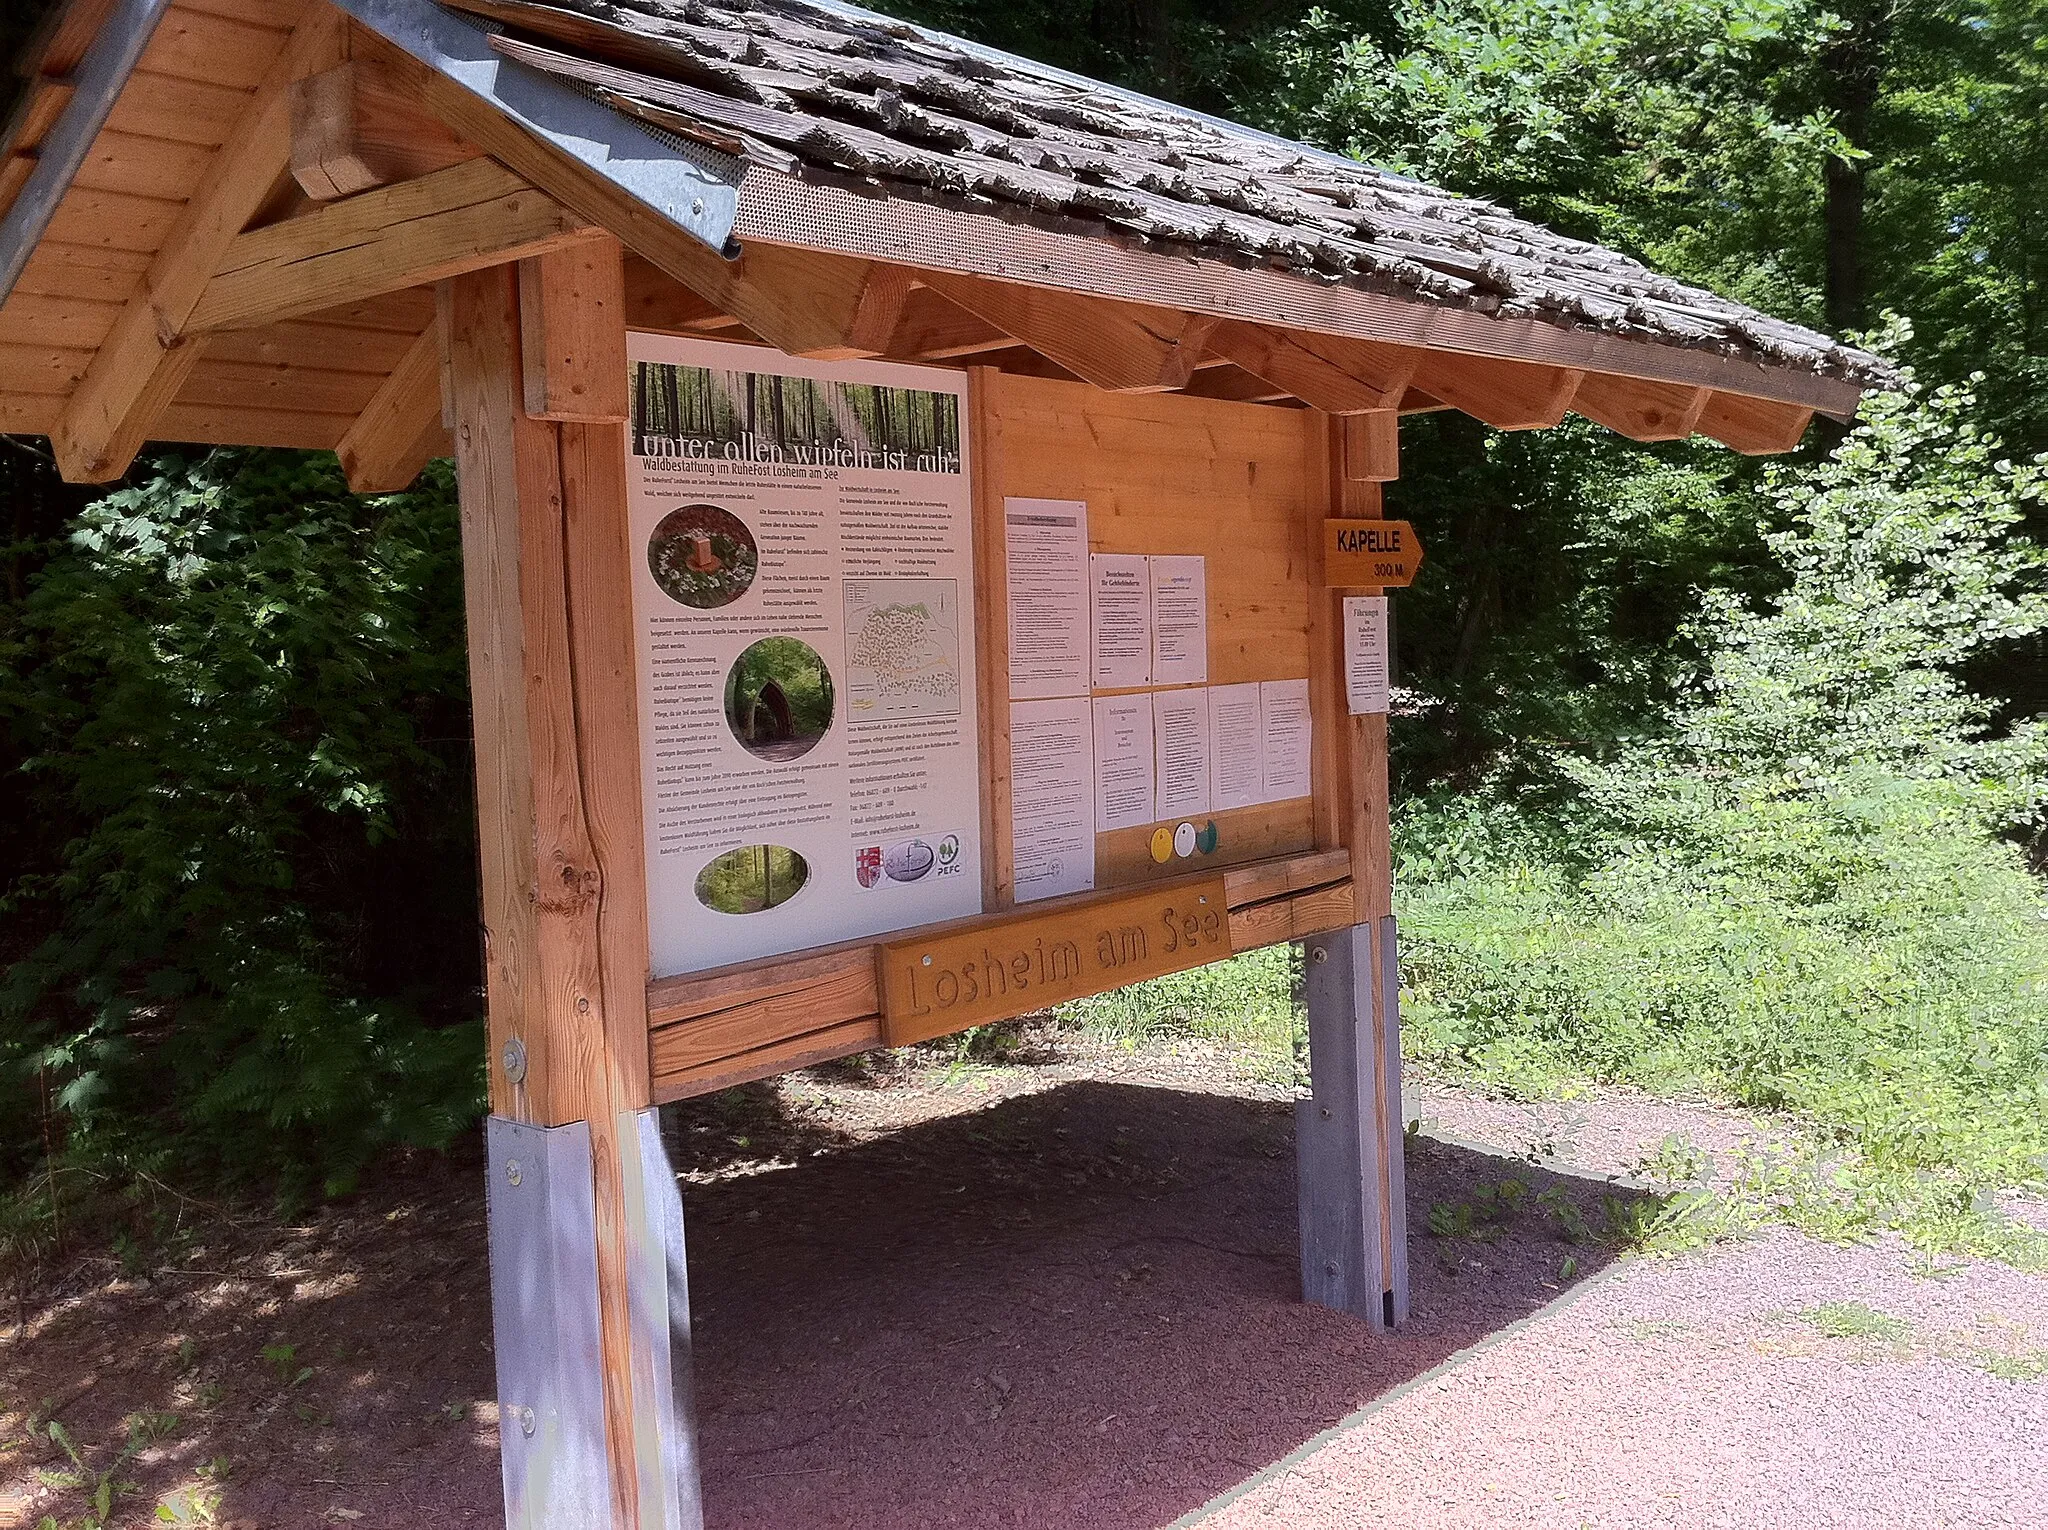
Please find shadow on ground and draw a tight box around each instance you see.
[685,1080,1636,1530]
[0,1079,1642,1528]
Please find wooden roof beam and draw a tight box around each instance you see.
[888,285,1014,361]
[1698,391,1814,454]
[334,321,447,492]
[290,56,478,201]
[51,4,342,483]
[1408,353,1583,431]
[1181,365,1294,405]
[633,239,912,360]
[189,158,602,334]
[1572,372,1710,442]
[921,273,1215,392]
[1204,321,1416,414]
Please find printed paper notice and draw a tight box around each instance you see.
[1343,595,1390,714]
[1005,498,1089,699]
[1208,682,1264,812]
[1153,688,1211,819]
[1090,554,1152,689]
[1260,679,1313,802]
[1010,698,1095,903]
[1092,693,1155,831]
[1149,555,1208,684]
[627,332,981,977]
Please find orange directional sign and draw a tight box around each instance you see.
[1323,518,1423,588]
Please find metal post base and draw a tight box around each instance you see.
[1296,917,1410,1330]
[484,1111,703,1530]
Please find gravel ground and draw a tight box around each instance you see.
[1190,1227,2048,1530]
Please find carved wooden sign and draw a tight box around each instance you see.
[879,877,1233,1043]
[1323,518,1423,589]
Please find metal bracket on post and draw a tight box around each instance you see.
[620,1108,704,1530]
[1296,916,1409,1330]
[485,1117,614,1530]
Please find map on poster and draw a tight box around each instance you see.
[626,333,983,978]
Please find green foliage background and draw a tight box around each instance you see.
[1,0,2045,1252]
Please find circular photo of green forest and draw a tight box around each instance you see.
[695,844,809,914]
[725,637,834,762]
[647,503,759,609]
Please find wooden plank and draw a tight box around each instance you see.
[105,69,253,147]
[41,189,185,254]
[0,292,124,351]
[1572,372,1709,442]
[8,242,150,304]
[1181,365,1293,405]
[922,271,1214,393]
[1094,798,1317,888]
[1697,390,1814,454]
[0,342,95,396]
[519,236,628,422]
[1222,847,1351,906]
[1406,353,1584,431]
[136,4,292,93]
[967,367,1014,911]
[205,317,427,375]
[1323,519,1423,590]
[651,1017,882,1104]
[335,324,444,491]
[1205,321,1414,414]
[890,285,1013,359]
[880,877,1232,1044]
[646,942,877,1029]
[0,394,61,432]
[621,253,737,334]
[1304,417,1345,853]
[1341,411,1399,482]
[178,357,384,414]
[69,129,214,201]
[1229,880,1356,949]
[443,262,648,1528]
[289,57,477,200]
[189,158,601,334]
[295,286,439,333]
[648,962,879,1075]
[52,1,334,483]
[153,399,352,448]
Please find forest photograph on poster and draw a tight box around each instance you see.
[632,358,963,473]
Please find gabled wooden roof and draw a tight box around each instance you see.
[0,0,1881,488]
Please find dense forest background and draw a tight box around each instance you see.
[1,0,2043,1253]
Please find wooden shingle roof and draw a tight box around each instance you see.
[449,0,1890,391]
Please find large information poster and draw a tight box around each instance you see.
[626,334,982,978]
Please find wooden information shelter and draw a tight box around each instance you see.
[0,0,1884,1522]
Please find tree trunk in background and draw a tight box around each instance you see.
[1821,2,1892,339]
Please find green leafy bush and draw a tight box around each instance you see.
[1400,366,2048,1236]
[0,450,485,1215]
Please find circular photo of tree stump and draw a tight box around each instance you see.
[725,637,834,761]
[647,503,759,609]
[695,845,809,914]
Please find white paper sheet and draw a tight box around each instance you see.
[1010,697,1096,903]
[1092,693,1156,831]
[1090,553,1153,689]
[1004,498,1090,699]
[1149,554,1208,684]
[1207,682,1265,812]
[1260,678,1313,802]
[1343,595,1391,714]
[1153,688,1212,819]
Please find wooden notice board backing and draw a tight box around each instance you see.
[643,370,1346,1101]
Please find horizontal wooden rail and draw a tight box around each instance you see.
[647,848,1356,1102]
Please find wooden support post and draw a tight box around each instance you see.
[1297,410,1409,1331]
[444,250,697,1527]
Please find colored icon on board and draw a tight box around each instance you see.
[1196,820,1218,854]
[1173,821,1197,857]
[1149,826,1174,863]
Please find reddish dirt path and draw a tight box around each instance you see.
[2,1039,2041,1529]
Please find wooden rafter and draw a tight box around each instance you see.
[922,272,1215,393]
[1697,390,1814,454]
[1407,353,1583,431]
[887,285,1013,360]
[189,157,601,333]
[289,56,477,201]
[1204,321,1416,414]
[632,239,912,360]
[334,322,445,492]
[50,3,340,483]
[1572,372,1710,442]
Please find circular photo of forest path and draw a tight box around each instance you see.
[725,637,834,761]
[695,844,808,914]
[648,503,759,609]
